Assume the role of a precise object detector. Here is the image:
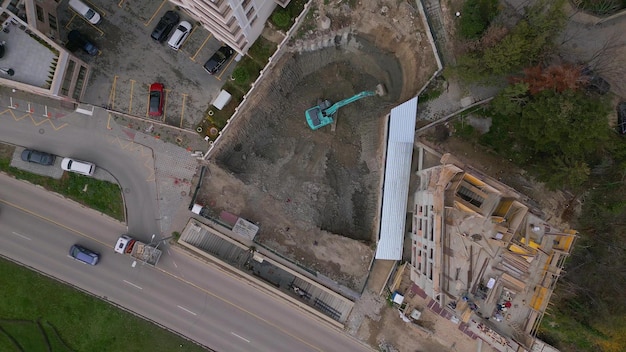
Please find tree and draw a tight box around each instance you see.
[453,0,567,82]
[458,0,500,39]
[510,64,584,95]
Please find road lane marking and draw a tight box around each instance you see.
[0,199,113,248]
[177,305,197,316]
[231,332,250,343]
[123,280,143,290]
[11,232,32,241]
[156,258,324,352]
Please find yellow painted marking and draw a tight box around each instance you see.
[108,75,118,109]
[179,93,187,128]
[163,89,170,122]
[160,246,325,352]
[65,14,77,29]
[118,0,125,8]
[146,89,150,117]
[107,136,155,181]
[85,0,107,16]
[128,79,136,114]
[216,55,236,81]
[0,199,114,248]
[190,33,212,61]
[0,109,68,130]
[107,113,112,130]
[180,25,198,52]
[144,0,167,26]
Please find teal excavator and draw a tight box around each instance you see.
[305,84,387,130]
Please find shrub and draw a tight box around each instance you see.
[272,9,291,30]
[232,66,250,85]
[459,0,500,39]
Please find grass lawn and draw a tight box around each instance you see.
[0,257,207,352]
[0,145,124,222]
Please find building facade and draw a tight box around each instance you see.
[169,0,290,55]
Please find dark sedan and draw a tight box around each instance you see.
[21,149,56,165]
[203,46,234,75]
[151,10,180,42]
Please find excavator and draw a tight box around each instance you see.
[305,84,386,130]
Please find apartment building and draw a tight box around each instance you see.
[409,151,576,351]
[169,0,291,54]
[0,0,89,102]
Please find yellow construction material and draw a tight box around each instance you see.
[530,286,548,310]
[464,174,486,187]
[520,237,541,249]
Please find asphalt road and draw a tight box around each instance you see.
[0,109,159,237]
[0,174,372,352]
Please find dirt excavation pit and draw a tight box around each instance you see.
[197,1,437,291]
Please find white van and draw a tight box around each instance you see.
[61,157,96,176]
[168,21,192,51]
[68,0,101,25]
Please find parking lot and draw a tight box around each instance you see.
[56,0,236,128]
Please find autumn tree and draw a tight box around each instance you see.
[510,64,585,95]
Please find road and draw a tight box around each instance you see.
[0,102,159,237]
[0,174,372,352]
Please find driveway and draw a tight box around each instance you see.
[55,0,235,129]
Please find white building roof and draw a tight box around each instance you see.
[375,97,418,260]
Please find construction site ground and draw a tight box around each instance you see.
[195,0,437,292]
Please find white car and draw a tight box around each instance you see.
[61,157,96,176]
[168,21,192,51]
[69,0,101,25]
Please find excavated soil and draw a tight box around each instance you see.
[197,0,437,290]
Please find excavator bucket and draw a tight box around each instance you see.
[375,83,387,96]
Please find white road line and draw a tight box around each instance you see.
[231,332,250,343]
[177,305,197,316]
[11,232,32,241]
[172,261,178,268]
[123,280,143,290]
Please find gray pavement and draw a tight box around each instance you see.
[0,86,198,238]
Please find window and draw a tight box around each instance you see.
[246,7,255,20]
[48,14,57,31]
[60,60,76,96]
[242,0,251,9]
[35,5,45,22]
[72,65,88,100]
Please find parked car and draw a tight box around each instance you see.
[67,30,98,56]
[0,41,5,59]
[581,67,610,95]
[61,157,96,176]
[68,0,101,25]
[617,102,626,135]
[20,149,55,165]
[149,82,164,116]
[203,45,234,75]
[167,21,192,51]
[69,244,99,265]
[151,10,179,42]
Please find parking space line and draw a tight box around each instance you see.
[190,34,212,62]
[67,9,104,37]
[144,0,167,26]
[145,89,150,117]
[180,94,187,128]
[118,0,125,8]
[163,89,170,122]
[85,0,107,17]
[65,14,77,29]
[128,79,135,114]
[181,25,198,51]
[216,56,236,81]
[108,75,118,109]
[107,113,113,130]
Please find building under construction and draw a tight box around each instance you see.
[408,148,577,352]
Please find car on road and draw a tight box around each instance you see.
[68,0,101,25]
[618,102,626,135]
[151,10,180,42]
[20,149,56,165]
[61,157,96,176]
[69,244,99,265]
[203,46,234,75]
[168,21,192,51]
[67,30,98,56]
[149,82,165,116]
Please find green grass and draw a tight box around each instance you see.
[0,156,124,222]
[0,257,206,352]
